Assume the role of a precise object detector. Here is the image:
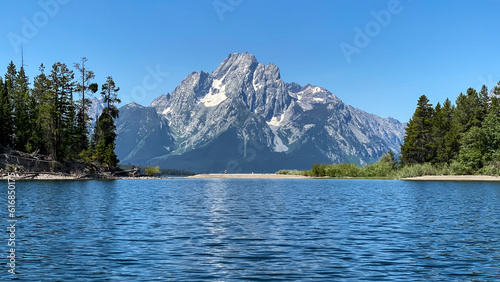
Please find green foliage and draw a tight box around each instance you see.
[93,108,119,169]
[13,66,30,151]
[160,168,196,176]
[32,64,53,155]
[362,161,394,178]
[302,151,398,178]
[118,164,196,177]
[145,166,161,176]
[276,169,303,175]
[400,81,500,176]
[325,163,363,177]
[0,59,120,172]
[101,76,121,118]
[479,161,500,176]
[433,99,454,163]
[0,62,16,148]
[288,81,500,178]
[74,57,98,153]
[307,163,325,177]
[394,163,455,178]
[457,126,485,174]
[483,96,500,161]
[48,62,76,161]
[401,95,434,164]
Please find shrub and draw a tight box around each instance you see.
[276,169,303,175]
[395,163,441,178]
[145,165,161,176]
[325,163,363,177]
[479,161,500,176]
[362,162,394,178]
[307,163,326,177]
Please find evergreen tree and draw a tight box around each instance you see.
[401,95,434,164]
[445,90,480,162]
[433,99,454,163]
[66,89,78,159]
[13,65,30,151]
[0,77,9,149]
[31,64,52,154]
[454,88,482,131]
[495,81,500,97]
[48,62,75,161]
[74,57,98,153]
[94,108,118,169]
[483,96,500,161]
[100,76,121,118]
[0,62,17,147]
[0,59,122,171]
[479,85,490,117]
[91,76,121,169]
[458,126,485,173]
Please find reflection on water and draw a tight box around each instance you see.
[3,179,500,280]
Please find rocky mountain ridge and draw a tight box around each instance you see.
[113,52,406,172]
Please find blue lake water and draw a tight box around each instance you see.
[3,179,500,281]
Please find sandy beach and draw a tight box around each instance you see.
[4,173,500,181]
[193,174,500,181]
[401,175,500,181]
[188,173,308,179]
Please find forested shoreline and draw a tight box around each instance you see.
[284,81,500,178]
[0,58,120,171]
[3,56,499,178]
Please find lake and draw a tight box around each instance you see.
[3,179,500,281]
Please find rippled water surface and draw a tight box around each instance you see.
[3,179,500,281]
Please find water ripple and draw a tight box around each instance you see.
[2,179,500,281]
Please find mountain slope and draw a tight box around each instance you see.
[115,52,405,172]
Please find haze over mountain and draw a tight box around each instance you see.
[112,52,405,173]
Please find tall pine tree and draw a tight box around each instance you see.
[31,64,52,154]
[13,65,30,151]
[92,76,120,169]
[48,62,75,161]
[74,57,98,153]
[434,98,454,163]
[401,95,434,164]
[0,62,17,148]
[483,96,500,161]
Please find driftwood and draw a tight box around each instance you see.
[1,153,58,164]
[0,148,132,179]
[113,167,140,177]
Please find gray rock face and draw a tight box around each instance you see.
[115,52,405,172]
[115,103,174,165]
[88,96,105,130]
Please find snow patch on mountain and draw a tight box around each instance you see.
[162,107,172,115]
[273,134,288,152]
[199,77,227,107]
[267,113,285,127]
[115,52,406,172]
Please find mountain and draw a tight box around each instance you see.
[115,52,405,173]
[88,96,105,131]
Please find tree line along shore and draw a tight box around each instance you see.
[1,56,499,180]
[0,57,123,177]
[279,81,500,179]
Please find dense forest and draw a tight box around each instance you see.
[400,82,500,174]
[285,81,500,178]
[0,58,120,170]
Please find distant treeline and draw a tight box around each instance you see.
[282,81,500,178]
[0,58,120,169]
[278,151,398,178]
[118,164,196,177]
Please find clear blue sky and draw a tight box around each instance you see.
[1,0,499,122]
